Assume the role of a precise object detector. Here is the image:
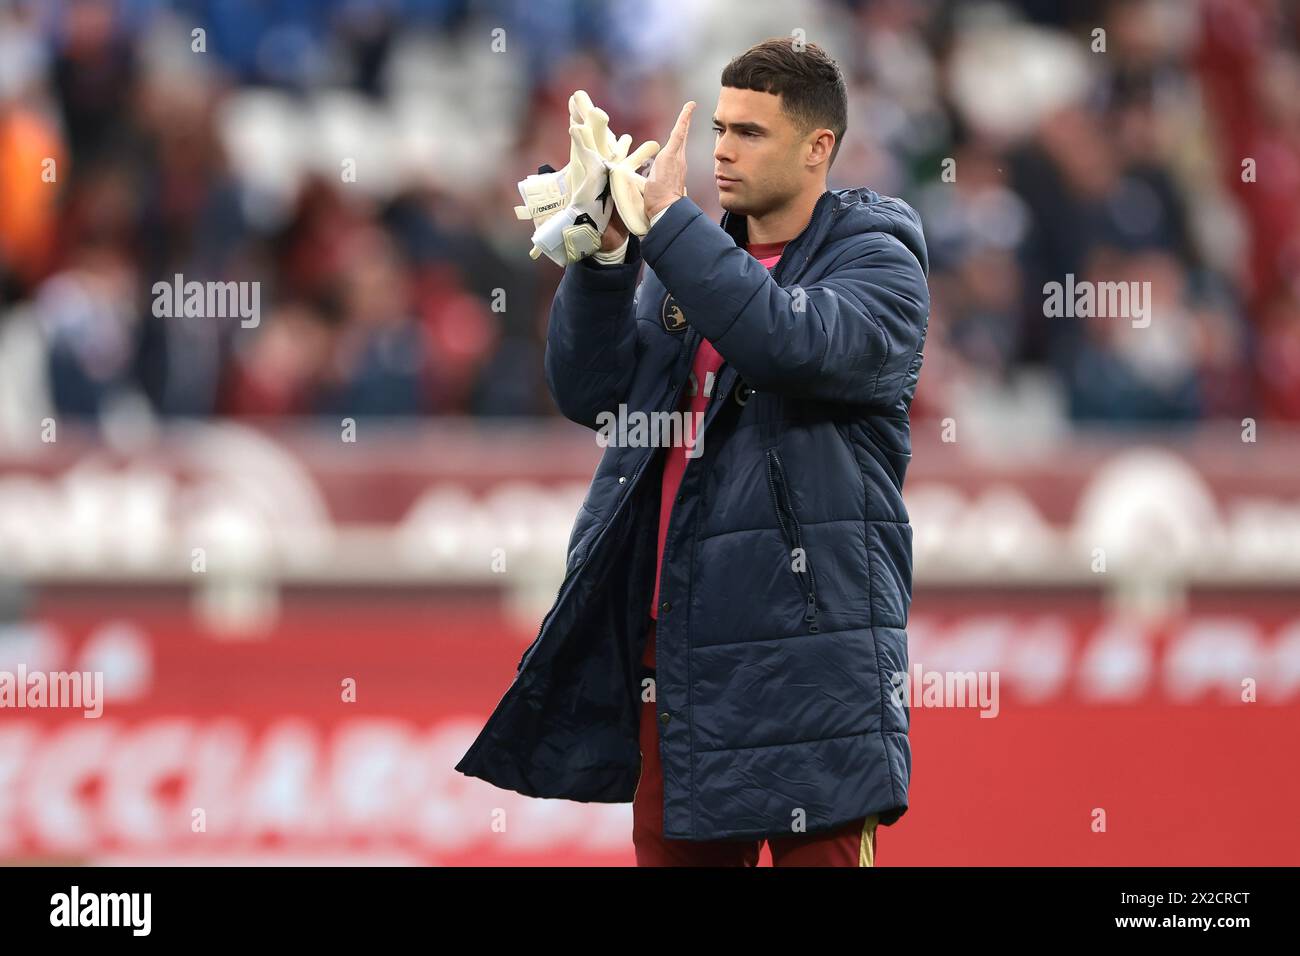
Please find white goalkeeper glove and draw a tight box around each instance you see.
[513,91,629,237]
[607,138,662,236]
[527,121,624,265]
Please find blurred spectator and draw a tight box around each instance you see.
[35,238,140,417]
[312,226,428,417]
[220,298,338,416]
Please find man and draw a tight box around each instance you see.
[456,38,930,867]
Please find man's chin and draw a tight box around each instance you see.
[718,192,749,216]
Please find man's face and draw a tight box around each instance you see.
[712,86,817,217]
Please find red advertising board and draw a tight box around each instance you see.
[3,585,1296,866]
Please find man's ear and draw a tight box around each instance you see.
[806,129,835,169]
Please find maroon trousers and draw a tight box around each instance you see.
[632,618,879,866]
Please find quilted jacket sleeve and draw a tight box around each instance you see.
[640,197,928,408]
[543,235,644,429]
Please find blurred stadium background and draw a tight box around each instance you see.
[0,0,1298,865]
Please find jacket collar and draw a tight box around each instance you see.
[720,189,838,285]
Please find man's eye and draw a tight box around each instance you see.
[713,127,724,135]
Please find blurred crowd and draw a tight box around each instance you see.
[0,0,1298,440]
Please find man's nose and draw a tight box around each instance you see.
[714,134,733,164]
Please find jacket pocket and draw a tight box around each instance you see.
[765,448,821,633]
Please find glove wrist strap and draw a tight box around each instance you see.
[532,203,604,265]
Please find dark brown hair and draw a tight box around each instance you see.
[720,38,848,168]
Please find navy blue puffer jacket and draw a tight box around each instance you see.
[455,186,930,841]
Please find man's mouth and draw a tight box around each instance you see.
[716,174,740,189]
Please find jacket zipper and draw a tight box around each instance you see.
[515,543,586,674]
[770,193,839,287]
[765,448,820,632]
[515,446,657,677]
[516,344,699,678]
